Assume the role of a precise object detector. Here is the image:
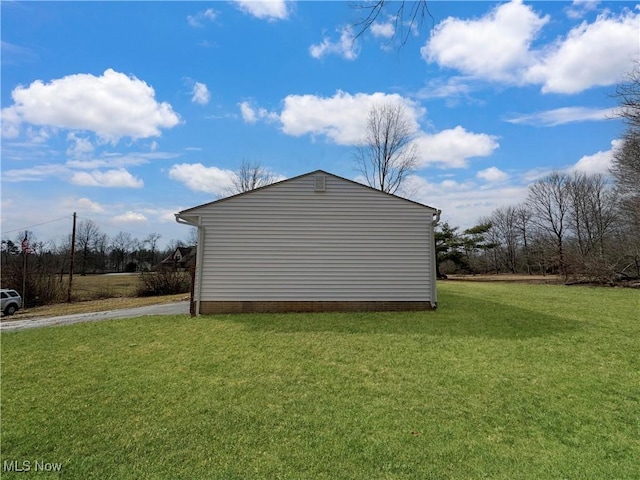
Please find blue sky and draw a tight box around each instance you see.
[2,1,638,248]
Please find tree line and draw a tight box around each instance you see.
[2,221,196,276]
[434,169,637,283]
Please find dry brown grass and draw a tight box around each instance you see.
[65,273,141,300]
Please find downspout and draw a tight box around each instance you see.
[430,209,442,309]
[175,214,204,316]
[195,222,205,316]
[433,209,442,225]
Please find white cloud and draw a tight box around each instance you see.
[525,9,640,94]
[191,82,210,105]
[70,168,144,188]
[416,76,473,102]
[233,0,290,21]
[169,163,235,196]
[477,166,508,182]
[422,0,639,94]
[413,126,499,168]
[371,21,395,39]
[566,1,600,20]
[310,26,360,60]
[65,151,172,170]
[238,101,279,124]
[239,102,258,123]
[1,106,21,138]
[422,0,548,83]
[66,133,94,158]
[571,139,621,175]
[187,8,217,27]
[113,211,148,223]
[2,69,180,141]
[506,106,616,126]
[279,91,422,145]
[77,197,105,213]
[1,41,39,65]
[401,174,528,228]
[3,164,70,182]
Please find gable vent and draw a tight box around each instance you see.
[314,174,326,192]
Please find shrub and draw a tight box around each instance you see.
[0,261,65,307]
[136,270,191,297]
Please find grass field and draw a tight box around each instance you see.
[60,273,141,301]
[1,282,638,479]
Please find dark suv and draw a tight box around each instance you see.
[1,289,22,315]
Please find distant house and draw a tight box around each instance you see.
[158,246,196,272]
[175,170,440,315]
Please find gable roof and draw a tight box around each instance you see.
[176,170,438,220]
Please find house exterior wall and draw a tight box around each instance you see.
[182,172,437,314]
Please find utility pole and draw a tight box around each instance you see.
[67,212,77,303]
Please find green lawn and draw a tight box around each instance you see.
[1,282,638,479]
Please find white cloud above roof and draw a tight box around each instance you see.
[413,126,499,169]
[279,91,422,145]
[168,163,235,197]
[1,69,180,142]
[422,0,639,94]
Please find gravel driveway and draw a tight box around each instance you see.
[0,301,190,332]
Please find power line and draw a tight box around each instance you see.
[1,215,72,235]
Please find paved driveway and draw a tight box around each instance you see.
[0,301,190,332]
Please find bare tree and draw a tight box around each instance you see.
[354,103,418,194]
[527,172,570,277]
[567,173,617,259]
[612,134,640,204]
[186,227,198,246]
[110,231,134,273]
[230,160,275,194]
[144,233,162,267]
[351,1,432,45]
[613,60,640,131]
[75,220,102,275]
[490,206,519,273]
[94,232,110,272]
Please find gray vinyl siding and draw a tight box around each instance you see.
[189,174,436,302]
